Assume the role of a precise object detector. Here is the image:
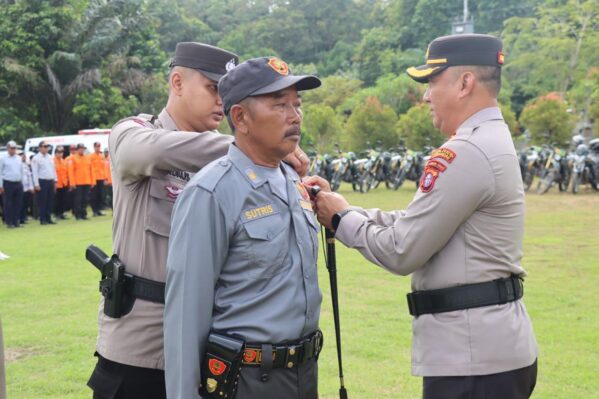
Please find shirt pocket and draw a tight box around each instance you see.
[241,214,290,279]
[145,178,178,237]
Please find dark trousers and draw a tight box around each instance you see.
[2,181,23,226]
[105,185,113,209]
[88,353,166,399]
[91,180,105,213]
[54,187,68,216]
[74,184,91,219]
[20,191,33,223]
[423,360,537,399]
[37,179,55,223]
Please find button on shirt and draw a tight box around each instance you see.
[165,144,322,399]
[0,155,23,187]
[31,153,57,186]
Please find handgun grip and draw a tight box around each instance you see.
[86,244,110,272]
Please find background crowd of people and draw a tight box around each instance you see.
[0,140,112,229]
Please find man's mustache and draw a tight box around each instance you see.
[284,126,301,137]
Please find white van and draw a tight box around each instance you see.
[24,133,109,158]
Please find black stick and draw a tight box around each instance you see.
[309,185,348,398]
[324,227,348,399]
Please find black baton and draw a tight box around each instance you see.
[310,186,349,399]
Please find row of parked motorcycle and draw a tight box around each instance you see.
[520,135,599,194]
[308,135,599,195]
[307,141,429,193]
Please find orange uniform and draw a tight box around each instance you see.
[68,153,95,186]
[54,157,69,188]
[89,152,106,181]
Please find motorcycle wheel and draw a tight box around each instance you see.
[391,169,407,190]
[330,171,341,192]
[359,172,372,193]
[536,170,554,195]
[571,173,581,194]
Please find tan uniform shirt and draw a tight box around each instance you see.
[96,109,233,369]
[336,107,538,376]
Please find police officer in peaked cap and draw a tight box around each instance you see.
[164,57,323,399]
[309,34,539,399]
[87,43,309,399]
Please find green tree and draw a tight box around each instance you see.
[395,103,445,150]
[520,97,576,145]
[301,75,363,113]
[346,96,399,150]
[302,104,342,153]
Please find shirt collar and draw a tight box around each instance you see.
[158,109,179,131]
[227,144,296,204]
[455,107,503,136]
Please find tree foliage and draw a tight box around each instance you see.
[520,97,576,146]
[0,0,596,148]
[395,103,445,150]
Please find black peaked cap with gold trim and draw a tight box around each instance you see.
[170,42,239,82]
[407,34,504,83]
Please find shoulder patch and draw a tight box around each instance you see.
[196,160,232,192]
[430,147,456,163]
[419,155,453,194]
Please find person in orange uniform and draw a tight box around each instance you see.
[53,146,69,219]
[103,149,113,209]
[68,143,95,220]
[89,142,107,216]
[65,144,77,216]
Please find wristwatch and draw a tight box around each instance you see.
[331,209,353,231]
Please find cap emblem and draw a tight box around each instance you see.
[226,58,237,71]
[497,51,505,65]
[267,57,289,76]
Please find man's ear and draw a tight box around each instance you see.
[169,69,184,96]
[458,71,475,99]
[230,104,250,135]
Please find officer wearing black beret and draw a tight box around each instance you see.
[310,34,538,399]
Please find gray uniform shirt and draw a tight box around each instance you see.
[97,109,233,369]
[165,144,321,399]
[31,152,57,186]
[336,107,538,376]
[0,155,22,186]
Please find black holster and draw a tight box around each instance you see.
[200,333,245,399]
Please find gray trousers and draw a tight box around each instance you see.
[234,359,318,399]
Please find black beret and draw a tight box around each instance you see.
[407,34,504,83]
[218,57,321,115]
[170,42,239,82]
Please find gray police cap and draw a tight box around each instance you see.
[219,57,321,115]
[169,42,239,82]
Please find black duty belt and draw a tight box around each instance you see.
[126,275,165,304]
[407,275,523,317]
[241,330,323,369]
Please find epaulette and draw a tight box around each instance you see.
[196,159,232,193]
[113,114,157,130]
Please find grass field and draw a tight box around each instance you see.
[1,184,598,399]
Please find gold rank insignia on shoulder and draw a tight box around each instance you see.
[241,204,278,222]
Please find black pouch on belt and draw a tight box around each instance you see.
[199,332,245,399]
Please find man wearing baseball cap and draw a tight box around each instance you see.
[310,34,538,399]
[164,57,322,399]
